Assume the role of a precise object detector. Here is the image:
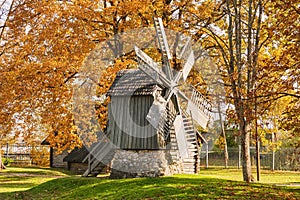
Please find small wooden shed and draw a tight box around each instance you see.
[106,69,170,150]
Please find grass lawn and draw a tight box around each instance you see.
[0,167,71,193]
[0,167,299,199]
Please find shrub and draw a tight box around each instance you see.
[3,157,14,166]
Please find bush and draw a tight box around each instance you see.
[3,157,14,166]
[30,147,50,167]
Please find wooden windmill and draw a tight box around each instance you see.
[82,17,211,178]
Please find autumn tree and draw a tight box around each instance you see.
[193,0,299,181]
[246,0,299,156]
[262,0,299,129]
[261,0,299,162]
[1,0,216,160]
[191,0,265,182]
[0,0,15,170]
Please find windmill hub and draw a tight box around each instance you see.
[170,80,177,90]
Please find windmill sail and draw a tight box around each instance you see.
[178,37,194,81]
[135,46,171,88]
[153,17,171,60]
[135,17,211,155]
[153,17,173,80]
[146,96,167,129]
[174,115,189,159]
[186,100,209,129]
[178,36,192,59]
[186,86,211,128]
[182,51,195,81]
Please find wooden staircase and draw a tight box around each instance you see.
[169,126,181,162]
[182,112,200,174]
[82,139,115,177]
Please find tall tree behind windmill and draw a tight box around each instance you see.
[0,0,15,170]
[195,0,264,182]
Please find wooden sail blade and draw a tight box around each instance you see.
[135,46,171,88]
[186,100,210,129]
[153,17,173,80]
[177,85,211,129]
[146,97,167,129]
[174,115,189,159]
[135,46,159,73]
[177,36,194,81]
[178,36,192,59]
[153,17,171,60]
[182,51,195,81]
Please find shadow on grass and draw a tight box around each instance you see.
[1,167,74,176]
[0,175,37,189]
[1,176,299,200]
[0,182,36,190]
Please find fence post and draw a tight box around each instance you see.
[272,150,275,171]
[272,133,275,171]
[238,145,241,169]
[206,143,209,168]
[6,143,9,157]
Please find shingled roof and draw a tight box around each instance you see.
[63,146,89,163]
[63,141,109,163]
[107,69,163,96]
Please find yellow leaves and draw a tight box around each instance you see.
[215,135,227,150]
[30,146,50,167]
[48,125,82,154]
[95,58,136,130]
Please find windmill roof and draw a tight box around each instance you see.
[107,69,163,96]
[63,146,88,163]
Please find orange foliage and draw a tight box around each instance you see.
[96,58,136,131]
[0,0,225,154]
[30,146,50,167]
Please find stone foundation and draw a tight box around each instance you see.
[110,149,183,178]
[68,162,88,174]
[51,149,68,169]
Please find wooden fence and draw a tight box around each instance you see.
[199,146,300,171]
[1,144,50,166]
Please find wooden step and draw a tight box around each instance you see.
[183,169,196,173]
[183,158,196,162]
[186,138,196,142]
[185,130,195,134]
[186,136,196,140]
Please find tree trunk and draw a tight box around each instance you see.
[221,123,228,169]
[217,101,228,168]
[240,121,252,182]
[0,149,6,170]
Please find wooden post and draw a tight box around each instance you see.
[255,94,260,181]
[206,143,209,169]
[255,139,260,181]
[6,143,9,157]
[272,133,275,171]
[272,150,275,171]
[0,143,5,170]
[88,153,91,175]
[238,145,241,169]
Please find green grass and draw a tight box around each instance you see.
[0,167,71,193]
[200,167,300,185]
[0,167,299,199]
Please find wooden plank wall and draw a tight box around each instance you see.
[108,95,164,149]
